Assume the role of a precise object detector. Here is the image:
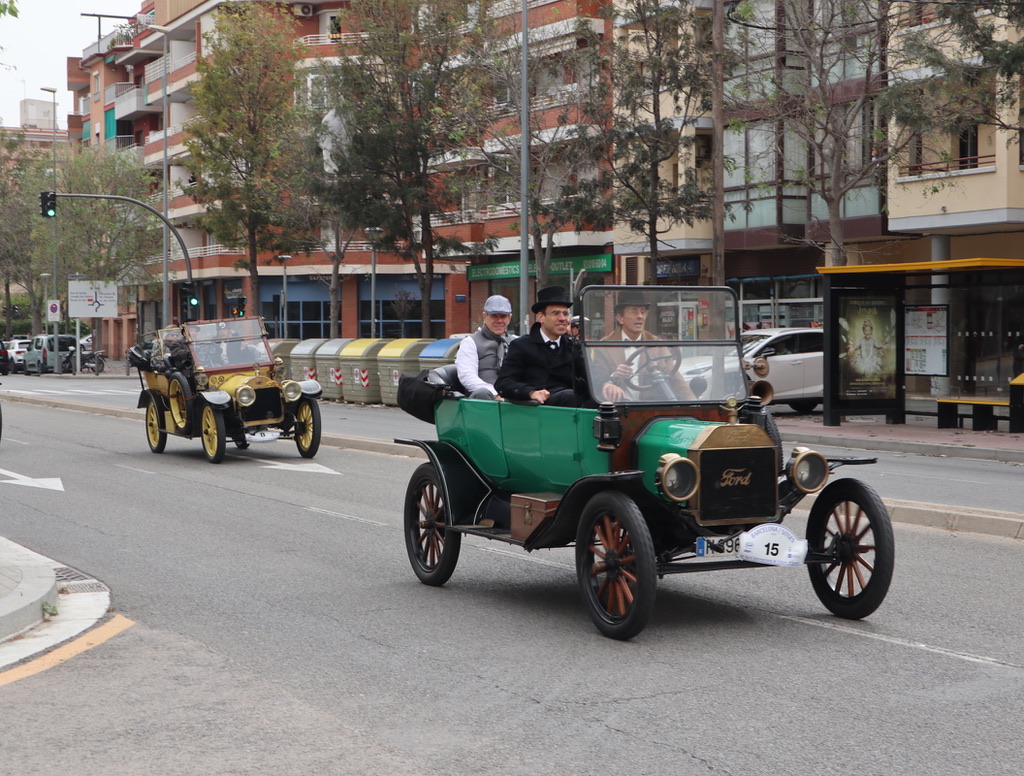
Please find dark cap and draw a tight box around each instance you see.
[614,289,651,314]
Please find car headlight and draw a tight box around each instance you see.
[788,447,829,493]
[281,380,302,402]
[236,384,256,407]
[656,453,699,503]
[194,369,209,390]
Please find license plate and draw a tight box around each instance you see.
[245,429,281,443]
[696,533,743,557]
[737,523,808,567]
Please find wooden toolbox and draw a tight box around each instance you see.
[510,493,561,542]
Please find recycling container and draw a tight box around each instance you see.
[338,339,389,404]
[417,336,468,372]
[290,339,329,382]
[313,338,354,401]
[378,339,434,405]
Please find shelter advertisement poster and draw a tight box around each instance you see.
[904,305,948,376]
[838,296,897,400]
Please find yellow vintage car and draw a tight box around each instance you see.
[128,316,322,463]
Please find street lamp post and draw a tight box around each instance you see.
[41,87,59,371]
[365,228,382,338]
[278,255,292,338]
[145,24,172,326]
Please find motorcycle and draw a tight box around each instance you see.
[61,346,106,374]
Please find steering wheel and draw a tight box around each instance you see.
[623,348,683,391]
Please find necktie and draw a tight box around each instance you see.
[549,341,558,351]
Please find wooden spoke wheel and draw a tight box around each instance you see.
[200,404,226,464]
[293,397,321,459]
[168,373,193,432]
[575,491,656,640]
[144,395,166,454]
[403,463,461,586]
[806,479,894,619]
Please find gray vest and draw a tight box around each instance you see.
[471,328,507,385]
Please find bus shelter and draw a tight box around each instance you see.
[819,258,1024,431]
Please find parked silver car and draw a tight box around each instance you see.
[742,328,823,413]
[23,334,77,375]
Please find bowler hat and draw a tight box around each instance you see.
[614,289,651,314]
[532,285,573,314]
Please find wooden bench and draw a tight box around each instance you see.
[936,398,1009,431]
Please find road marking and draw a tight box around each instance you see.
[115,464,157,475]
[306,506,387,527]
[0,615,134,687]
[251,457,340,475]
[0,467,64,491]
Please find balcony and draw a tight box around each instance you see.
[114,84,162,121]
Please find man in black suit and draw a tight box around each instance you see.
[495,285,583,406]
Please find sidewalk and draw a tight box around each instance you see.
[2,375,1022,654]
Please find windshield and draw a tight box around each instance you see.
[185,317,272,370]
[579,286,746,405]
[740,332,772,355]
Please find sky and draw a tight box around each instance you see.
[0,0,140,128]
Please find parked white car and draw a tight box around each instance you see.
[741,328,823,413]
[8,339,31,373]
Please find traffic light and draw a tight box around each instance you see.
[231,297,247,317]
[182,283,199,307]
[39,191,57,218]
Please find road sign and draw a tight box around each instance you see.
[68,280,118,319]
[47,300,60,323]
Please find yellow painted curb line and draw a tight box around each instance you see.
[0,614,134,687]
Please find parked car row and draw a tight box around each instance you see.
[23,335,78,375]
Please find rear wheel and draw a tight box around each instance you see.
[787,399,818,414]
[806,479,894,619]
[200,404,226,463]
[293,397,321,459]
[144,395,166,454]
[404,463,461,586]
[576,492,656,640]
[93,354,106,374]
[168,373,192,432]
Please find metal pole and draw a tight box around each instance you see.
[365,228,382,338]
[518,0,530,334]
[144,23,172,326]
[278,255,291,338]
[41,87,59,372]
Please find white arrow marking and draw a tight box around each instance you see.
[0,467,65,491]
[250,458,340,475]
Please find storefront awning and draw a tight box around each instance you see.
[817,258,1024,275]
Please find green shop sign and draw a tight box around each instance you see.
[467,254,613,281]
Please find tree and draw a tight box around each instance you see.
[572,0,715,282]
[726,0,976,266]
[476,18,607,288]
[320,0,494,336]
[185,3,314,309]
[0,128,42,334]
[0,2,17,18]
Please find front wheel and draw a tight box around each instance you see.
[200,404,226,463]
[293,397,321,458]
[575,492,656,640]
[403,463,461,586]
[806,479,894,619]
[144,395,166,454]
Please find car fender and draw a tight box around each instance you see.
[298,379,323,398]
[198,389,231,409]
[526,471,648,550]
[397,439,492,526]
[136,387,164,411]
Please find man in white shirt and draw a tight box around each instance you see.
[456,295,513,399]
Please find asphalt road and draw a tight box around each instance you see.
[1,403,1024,775]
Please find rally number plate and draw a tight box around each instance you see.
[736,523,808,567]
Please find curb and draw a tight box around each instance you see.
[0,538,59,646]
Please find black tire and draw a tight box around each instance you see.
[94,355,106,374]
[806,479,894,619]
[404,462,461,586]
[787,399,818,414]
[575,491,656,640]
[293,397,321,459]
[144,395,166,454]
[168,372,193,432]
[200,404,226,464]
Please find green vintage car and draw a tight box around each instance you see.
[128,316,323,463]
[398,286,893,640]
